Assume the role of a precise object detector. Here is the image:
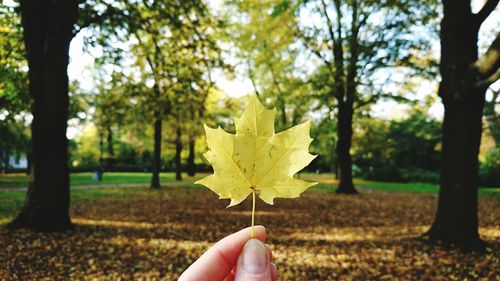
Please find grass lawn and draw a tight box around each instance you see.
[1,173,498,220]
[0,172,179,188]
[1,172,498,221]
[1,172,498,193]
[1,172,498,222]
[0,188,150,222]
[0,174,201,220]
[301,173,499,194]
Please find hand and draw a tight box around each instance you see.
[179,226,278,281]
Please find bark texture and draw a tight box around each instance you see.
[174,128,183,181]
[106,126,114,171]
[427,0,499,251]
[187,137,196,177]
[335,100,356,193]
[320,0,359,194]
[150,115,162,189]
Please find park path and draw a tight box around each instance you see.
[0,181,191,192]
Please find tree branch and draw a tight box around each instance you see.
[321,0,337,63]
[75,4,121,35]
[246,58,261,97]
[474,33,500,87]
[474,0,499,27]
[476,69,500,88]
[298,32,335,77]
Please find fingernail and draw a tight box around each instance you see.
[241,239,268,274]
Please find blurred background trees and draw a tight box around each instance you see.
[2,0,498,188]
[0,0,498,247]
[228,0,441,193]
[0,4,30,173]
[3,0,496,187]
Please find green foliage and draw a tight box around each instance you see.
[386,110,441,171]
[0,4,30,169]
[352,109,441,183]
[4,0,491,190]
[0,120,29,170]
[226,0,315,130]
[69,123,155,171]
[310,116,337,172]
[479,147,500,187]
[81,0,225,116]
[225,0,441,189]
[295,0,439,106]
[0,4,29,115]
[77,0,227,178]
[69,125,101,168]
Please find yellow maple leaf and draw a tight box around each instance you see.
[196,95,317,207]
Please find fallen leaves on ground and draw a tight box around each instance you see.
[0,187,499,280]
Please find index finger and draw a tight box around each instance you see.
[178,226,267,281]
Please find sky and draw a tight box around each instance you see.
[65,0,499,138]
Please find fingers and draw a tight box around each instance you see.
[267,247,279,281]
[270,263,278,281]
[178,226,266,281]
[223,271,235,281]
[227,260,278,281]
[234,239,275,281]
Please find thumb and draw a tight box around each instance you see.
[234,239,272,281]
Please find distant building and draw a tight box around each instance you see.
[9,155,28,169]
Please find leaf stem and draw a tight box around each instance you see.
[251,189,256,239]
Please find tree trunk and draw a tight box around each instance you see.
[427,99,485,250]
[150,81,163,189]
[8,0,77,232]
[335,101,357,194]
[1,152,9,172]
[330,140,338,178]
[187,137,196,176]
[269,65,288,128]
[335,0,359,194]
[99,129,104,168]
[26,151,31,175]
[150,115,162,188]
[106,125,114,171]
[322,0,357,194]
[175,127,183,181]
[426,0,498,251]
[247,58,260,97]
[279,99,287,129]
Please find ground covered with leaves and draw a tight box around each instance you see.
[0,184,499,280]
